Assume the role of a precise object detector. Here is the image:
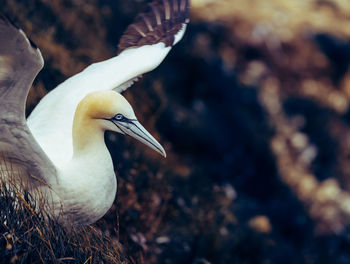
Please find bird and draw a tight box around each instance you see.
[0,0,189,226]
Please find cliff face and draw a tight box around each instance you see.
[2,0,350,263]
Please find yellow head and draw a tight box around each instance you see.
[73,90,166,157]
[77,90,135,121]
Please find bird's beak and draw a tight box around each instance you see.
[115,119,166,158]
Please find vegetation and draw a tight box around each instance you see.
[0,176,128,264]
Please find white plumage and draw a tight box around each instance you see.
[28,41,174,167]
[0,0,189,226]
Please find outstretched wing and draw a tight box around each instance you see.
[114,0,190,93]
[0,14,57,188]
[36,0,190,98]
[118,0,189,54]
[27,0,189,166]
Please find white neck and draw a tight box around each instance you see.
[50,111,117,225]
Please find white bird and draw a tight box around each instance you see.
[0,0,189,226]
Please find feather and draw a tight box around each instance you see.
[0,13,56,187]
[118,0,190,54]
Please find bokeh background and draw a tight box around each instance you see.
[2,0,350,263]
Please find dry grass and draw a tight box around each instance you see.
[0,175,129,264]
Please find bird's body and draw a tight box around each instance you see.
[28,42,173,167]
[48,91,130,225]
[0,0,189,226]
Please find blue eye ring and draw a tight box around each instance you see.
[115,114,124,120]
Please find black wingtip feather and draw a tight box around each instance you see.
[0,12,39,50]
[0,12,20,29]
[28,37,38,49]
[117,0,190,54]
[0,12,10,25]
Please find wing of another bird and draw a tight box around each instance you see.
[0,14,57,188]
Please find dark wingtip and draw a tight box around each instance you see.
[0,12,10,25]
[0,12,20,29]
[28,37,38,49]
[0,12,8,21]
[0,12,39,50]
[117,0,190,54]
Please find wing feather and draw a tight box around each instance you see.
[118,0,190,54]
[28,1,190,163]
[110,0,189,93]
[0,14,57,188]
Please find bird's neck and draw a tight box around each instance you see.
[56,112,116,225]
[72,110,105,158]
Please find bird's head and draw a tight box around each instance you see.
[75,90,166,157]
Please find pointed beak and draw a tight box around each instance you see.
[116,119,166,158]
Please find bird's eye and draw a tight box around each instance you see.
[115,114,124,120]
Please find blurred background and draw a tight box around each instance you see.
[2,0,350,263]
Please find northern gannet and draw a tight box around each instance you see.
[0,0,189,226]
